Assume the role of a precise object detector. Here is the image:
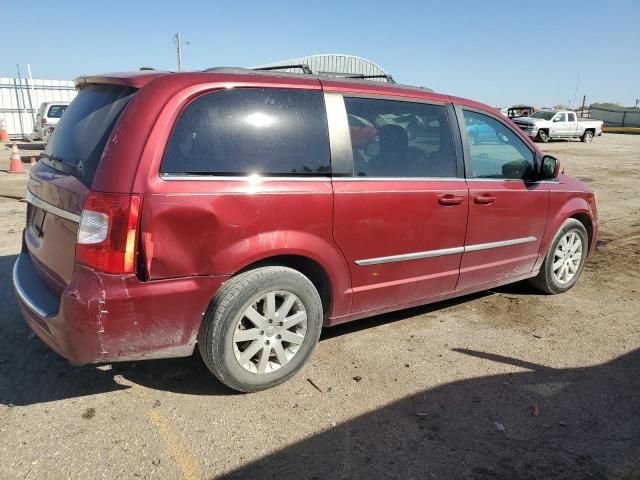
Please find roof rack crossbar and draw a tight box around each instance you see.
[343,74,395,83]
[253,64,313,75]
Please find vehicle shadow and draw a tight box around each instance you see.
[219,348,640,480]
[0,253,235,405]
[0,250,548,406]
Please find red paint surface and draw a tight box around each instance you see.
[15,70,598,364]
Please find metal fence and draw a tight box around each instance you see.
[589,106,640,128]
[0,77,76,138]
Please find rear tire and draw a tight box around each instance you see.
[536,130,549,143]
[529,219,588,294]
[581,130,594,143]
[198,266,323,393]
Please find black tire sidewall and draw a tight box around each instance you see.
[543,220,588,293]
[202,268,323,392]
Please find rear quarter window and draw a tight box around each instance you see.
[161,88,331,176]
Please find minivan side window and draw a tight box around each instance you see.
[344,97,456,178]
[162,88,331,176]
[462,110,535,180]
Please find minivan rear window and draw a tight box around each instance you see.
[42,84,136,186]
[46,105,68,118]
[161,88,331,176]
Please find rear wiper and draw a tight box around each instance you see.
[39,153,83,176]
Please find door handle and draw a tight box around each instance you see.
[438,194,465,206]
[473,194,496,204]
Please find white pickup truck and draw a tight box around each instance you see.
[512,110,603,143]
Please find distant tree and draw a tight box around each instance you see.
[553,104,568,110]
[590,102,621,110]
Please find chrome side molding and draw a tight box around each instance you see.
[355,236,537,266]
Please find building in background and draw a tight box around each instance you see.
[0,78,76,138]
[251,54,395,82]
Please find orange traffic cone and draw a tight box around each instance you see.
[30,156,37,165]
[8,142,24,173]
[0,119,8,142]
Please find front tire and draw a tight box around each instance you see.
[198,266,323,392]
[529,219,588,294]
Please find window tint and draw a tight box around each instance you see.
[462,110,535,180]
[568,112,576,122]
[46,105,68,118]
[344,97,456,178]
[162,88,330,176]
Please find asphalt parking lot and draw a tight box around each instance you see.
[0,134,639,479]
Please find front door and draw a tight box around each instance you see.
[550,112,569,138]
[456,108,549,290]
[330,94,468,314]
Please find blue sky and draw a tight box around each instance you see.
[3,0,639,107]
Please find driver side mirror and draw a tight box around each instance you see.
[540,155,561,180]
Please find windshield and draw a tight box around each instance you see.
[531,111,557,120]
[42,84,136,186]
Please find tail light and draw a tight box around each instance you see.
[76,192,142,274]
[40,118,46,127]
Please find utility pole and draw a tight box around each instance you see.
[174,32,182,71]
[580,95,586,117]
[26,64,37,125]
[15,64,29,136]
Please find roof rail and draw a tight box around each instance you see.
[342,73,395,83]
[253,64,313,75]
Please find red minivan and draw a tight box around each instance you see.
[13,69,598,392]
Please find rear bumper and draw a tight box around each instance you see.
[13,252,228,364]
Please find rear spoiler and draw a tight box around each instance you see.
[74,71,170,89]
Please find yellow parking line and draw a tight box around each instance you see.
[603,127,640,134]
[147,408,203,480]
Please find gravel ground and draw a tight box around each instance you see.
[0,135,638,480]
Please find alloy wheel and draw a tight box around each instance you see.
[552,231,583,285]
[232,291,308,374]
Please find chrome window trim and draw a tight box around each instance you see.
[25,190,80,223]
[332,177,464,182]
[160,175,331,182]
[324,92,353,176]
[339,91,446,106]
[12,256,52,318]
[355,236,537,266]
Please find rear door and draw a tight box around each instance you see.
[328,93,468,314]
[25,85,136,293]
[455,107,549,290]
[566,112,579,136]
